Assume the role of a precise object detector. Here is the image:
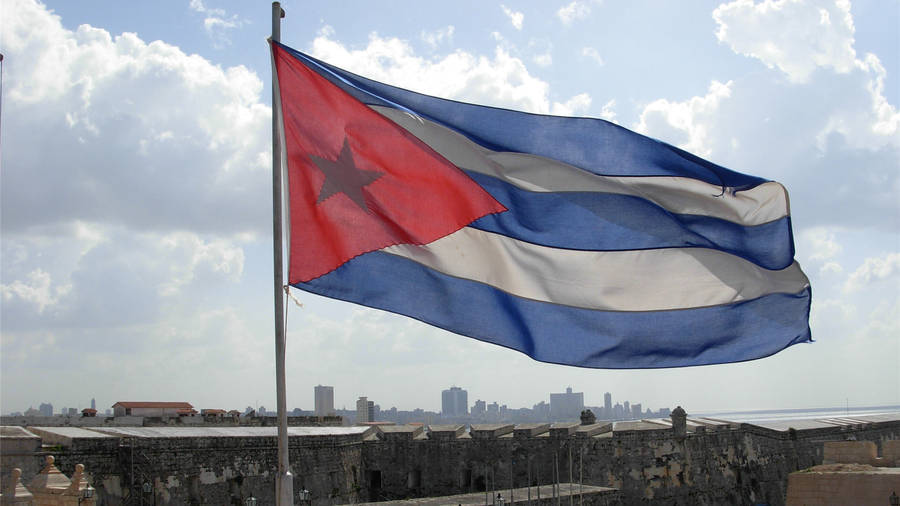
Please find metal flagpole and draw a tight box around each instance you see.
[270,2,293,505]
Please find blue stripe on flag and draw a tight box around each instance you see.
[297,251,812,369]
[279,45,767,189]
[465,170,795,270]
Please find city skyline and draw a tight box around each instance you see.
[7,383,893,419]
[1,0,897,416]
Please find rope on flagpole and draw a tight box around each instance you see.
[285,286,304,308]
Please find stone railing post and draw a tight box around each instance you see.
[0,468,34,504]
[671,406,687,440]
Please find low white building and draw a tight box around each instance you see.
[112,401,193,417]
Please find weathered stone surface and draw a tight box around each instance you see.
[2,413,898,505]
[427,425,465,441]
[786,464,900,505]
[470,424,514,439]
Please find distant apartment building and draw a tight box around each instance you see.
[356,397,375,423]
[38,403,53,417]
[550,387,584,420]
[631,403,642,419]
[471,399,486,417]
[315,385,335,416]
[533,401,550,420]
[112,401,194,417]
[91,398,96,410]
[604,392,612,419]
[441,386,468,417]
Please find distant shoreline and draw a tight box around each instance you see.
[694,404,900,422]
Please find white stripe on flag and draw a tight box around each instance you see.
[375,106,789,226]
[382,227,810,312]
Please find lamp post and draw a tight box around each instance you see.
[142,481,156,506]
[78,486,95,504]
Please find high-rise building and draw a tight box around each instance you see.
[623,401,631,419]
[315,385,335,416]
[91,398,96,410]
[38,403,53,417]
[356,397,375,423]
[441,386,468,417]
[604,392,612,419]
[472,399,486,417]
[549,387,584,421]
[631,403,642,419]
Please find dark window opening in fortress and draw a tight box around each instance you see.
[366,470,381,502]
[407,469,421,489]
[460,468,472,490]
[474,474,486,492]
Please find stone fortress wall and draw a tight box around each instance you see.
[2,412,899,505]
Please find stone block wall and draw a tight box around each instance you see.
[362,419,900,506]
[785,466,900,506]
[4,416,899,505]
[823,440,877,465]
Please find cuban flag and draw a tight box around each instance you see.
[271,41,812,369]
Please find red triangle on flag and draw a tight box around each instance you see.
[273,44,507,283]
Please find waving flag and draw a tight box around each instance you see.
[271,40,811,369]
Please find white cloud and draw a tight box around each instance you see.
[501,5,524,30]
[1,0,271,235]
[420,26,455,49]
[844,252,900,293]
[529,39,553,67]
[856,299,900,341]
[0,0,266,413]
[551,92,592,116]
[0,269,70,313]
[713,0,856,83]
[310,30,588,115]
[713,0,898,151]
[156,232,245,297]
[189,0,247,47]
[802,227,843,262]
[819,261,843,275]
[533,52,552,67]
[635,80,733,156]
[599,99,617,122]
[557,0,596,25]
[582,46,604,65]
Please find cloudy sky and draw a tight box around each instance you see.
[1,0,897,416]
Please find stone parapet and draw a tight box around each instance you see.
[427,425,465,441]
[513,424,550,439]
[376,425,425,442]
[470,424,514,439]
[575,423,612,438]
[549,422,579,439]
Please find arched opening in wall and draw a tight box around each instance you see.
[407,469,421,489]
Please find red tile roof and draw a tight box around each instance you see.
[113,402,193,409]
